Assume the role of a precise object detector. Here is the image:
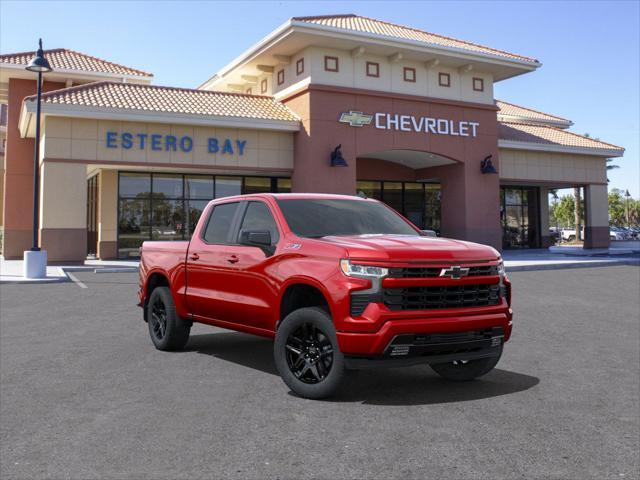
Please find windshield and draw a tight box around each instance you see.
[276,199,419,238]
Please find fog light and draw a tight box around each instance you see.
[491,336,503,347]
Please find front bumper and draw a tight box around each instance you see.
[343,326,504,369]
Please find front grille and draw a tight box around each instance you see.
[388,265,498,278]
[383,283,501,311]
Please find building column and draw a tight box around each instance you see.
[2,78,65,259]
[584,184,610,249]
[97,170,118,259]
[39,161,87,262]
[422,160,502,251]
[539,187,552,247]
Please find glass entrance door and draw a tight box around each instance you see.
[500,186,540,249]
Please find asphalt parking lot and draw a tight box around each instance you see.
[1,266,639,479]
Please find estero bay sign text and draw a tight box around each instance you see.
[105,131,247,155]
[339,111,480,137]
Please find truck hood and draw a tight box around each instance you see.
[316,234,500,263]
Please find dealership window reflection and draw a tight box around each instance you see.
[118,172,289,258]
[356,180,441,232]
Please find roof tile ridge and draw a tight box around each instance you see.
[349,14,539,63]
[292,13,357,21]
[24,80,112,101]
[0,47,66,60]
[499,121,624,150]
[496,99,571,123]
[62,48,153,77]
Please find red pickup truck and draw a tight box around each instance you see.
[139,193,512,399]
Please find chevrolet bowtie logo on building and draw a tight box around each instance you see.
[439,266,470,280]
[339,111,373,127]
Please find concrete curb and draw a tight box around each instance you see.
[95,267,139,273]
[506,259,640,272]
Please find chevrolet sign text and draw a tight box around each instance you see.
[339,110,480,137]
[374,113,479,137]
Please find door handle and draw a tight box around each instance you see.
[227,255,239,264]
[189,253,199,261]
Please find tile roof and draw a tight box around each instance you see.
[496,100,571,126]
[0,48,152,78]
[293,14,539,64]
[499,122,624,153]
[25,81,299,122]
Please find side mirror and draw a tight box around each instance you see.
[240,230,275,256]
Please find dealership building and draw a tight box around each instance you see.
[0,14,624,262]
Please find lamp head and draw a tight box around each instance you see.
[26,39,52,73]
[480,155,498,174]
[330,144,348,167]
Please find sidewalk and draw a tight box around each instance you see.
[2,249,638,284]
[0,257,139,284]
[502,249,639,272]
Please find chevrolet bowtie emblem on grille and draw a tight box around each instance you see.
[439,266,470,280]
[339,111,373,127]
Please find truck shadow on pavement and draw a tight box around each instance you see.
[186,332,540,406]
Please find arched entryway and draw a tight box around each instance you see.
[355,150,458,232]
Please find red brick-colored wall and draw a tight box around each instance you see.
[283,84,502,249]
[2,77,65,259]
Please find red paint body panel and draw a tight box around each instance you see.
[138,193,512,357]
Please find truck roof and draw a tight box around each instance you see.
[215,192,371,202]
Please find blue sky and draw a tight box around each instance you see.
[1,0,638,197]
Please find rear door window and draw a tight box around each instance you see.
[202,202,239,244]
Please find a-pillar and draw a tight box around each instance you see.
[584,184,610,249]
[98,170,118,259]
[39,161,87,262]
[539,187,552,247]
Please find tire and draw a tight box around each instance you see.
[274,307,345,399]
[147,286,191,351]
[429,345,503,381]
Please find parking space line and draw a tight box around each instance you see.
[66,272,88,289]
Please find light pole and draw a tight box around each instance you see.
[23,39,52,279]
[625,189,631,229]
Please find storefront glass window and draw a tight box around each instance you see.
[243,177,272,195]
[356,181,382,200]
[404,183,424,227]
[215,177,242,198]
[382,182,403,214]
[277,178,292,193]
[153,174,183,198]
[356,180,441,231]
[119,173,151,197]
[118,198,151,258]
[185,175,214,199]
[117,173,289,258]
[424,184,441,233]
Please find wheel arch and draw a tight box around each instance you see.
[278,278,335,329]
[143,270,171,322]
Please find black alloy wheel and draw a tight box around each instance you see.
[146,286,191,351]
[285,323,334,384]
[149,295,168,342]
[274,307,345,399]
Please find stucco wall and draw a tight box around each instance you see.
[499,148,607,184]
[42,117,294,171]
[272,46,494,105]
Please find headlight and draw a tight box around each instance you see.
[340,259,388,278]
[497,259,506,278]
